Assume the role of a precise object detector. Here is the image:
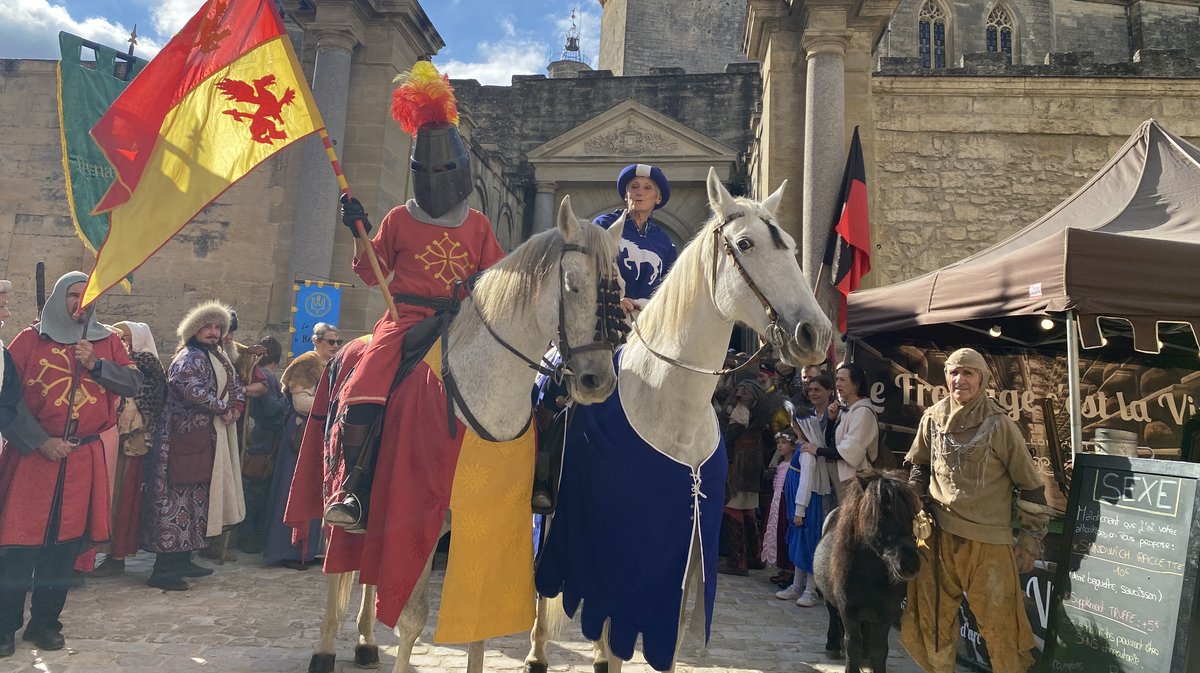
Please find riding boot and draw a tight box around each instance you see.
[717,510,748,576]
[531,407,566,515]
[744,513,765,570]
[324,405,383,531]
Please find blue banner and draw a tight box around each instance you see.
[290,282,343,358]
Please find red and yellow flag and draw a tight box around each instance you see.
[84,0,323,307]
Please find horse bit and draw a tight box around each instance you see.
[443,242,628,442]
[631,209,789,376]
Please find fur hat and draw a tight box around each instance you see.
[176,300,232,346]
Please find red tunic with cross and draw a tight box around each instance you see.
[341,204,504,405]
[0,328,132,547]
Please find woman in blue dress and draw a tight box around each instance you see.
[778,374,834,606]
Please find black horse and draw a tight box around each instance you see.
[814,468,922,673]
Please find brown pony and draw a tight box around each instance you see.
[814,468,922,673]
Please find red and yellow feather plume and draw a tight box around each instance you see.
[391,61,459,136]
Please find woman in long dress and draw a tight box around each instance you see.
[261,324,341,568]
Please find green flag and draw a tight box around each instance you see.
[56,32,147,283]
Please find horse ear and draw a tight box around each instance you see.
[557,195,582,245]
[607,211,626,243]
[761,179,788,216]
[706,166,735,215]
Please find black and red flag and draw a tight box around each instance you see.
[823,126,871,333]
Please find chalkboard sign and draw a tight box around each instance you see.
[1040,455,1200,673]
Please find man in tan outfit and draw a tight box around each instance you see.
[900,348,1050,673]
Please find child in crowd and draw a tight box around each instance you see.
[776,407,832,606]
[762,430,797,588]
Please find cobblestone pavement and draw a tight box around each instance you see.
[4,553,935,673]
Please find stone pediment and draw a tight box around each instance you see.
[527,100,737,165]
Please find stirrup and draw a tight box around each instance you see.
[531,490,555,516]
[324,494,365,531]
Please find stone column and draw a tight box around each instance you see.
[288,32,356,285]
[532,181,558,233]
[800,23,850,326]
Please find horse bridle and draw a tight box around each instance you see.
[443,242,628,442]
[631,209,789,376]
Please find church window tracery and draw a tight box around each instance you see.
[986,5,1015,63]
[918,1,948,69]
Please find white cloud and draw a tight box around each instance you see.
[437,37,549,85]
[150,0,203,39]
[498,13,517,39]
[0,0,164,60]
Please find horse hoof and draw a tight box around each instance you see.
[523,663,548,673]
[354,644,380,668]
[825,649,844,661]
[308,653,337,673]
[594,663,609,673]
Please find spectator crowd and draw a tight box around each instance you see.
[0,272,340,657]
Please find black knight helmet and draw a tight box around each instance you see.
[392,62,472,218]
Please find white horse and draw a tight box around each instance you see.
[298,196,625,673]
[525,168,833,673]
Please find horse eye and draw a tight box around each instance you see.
[736,238,754,252]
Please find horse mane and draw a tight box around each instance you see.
[827,468,920,597]
[636,197,783,340]
[455,221,620,342]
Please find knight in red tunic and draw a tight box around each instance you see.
[0,272,141,655]
[323,62,504,529]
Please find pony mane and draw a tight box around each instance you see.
[454,221,620,344]
[636,197,787,340]
[827,468,919,598]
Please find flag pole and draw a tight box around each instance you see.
[317,128,399,321]
[811,259,827,295]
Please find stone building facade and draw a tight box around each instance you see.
[3,0,1200,352]
[883,0,1200,67]
[742,0,1200,328]
[452,66,760,245]
[598,0,749,76]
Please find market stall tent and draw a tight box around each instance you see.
[847,119,1200,355]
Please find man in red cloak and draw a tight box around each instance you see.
[323,62,504,530]
[0,271,140,655]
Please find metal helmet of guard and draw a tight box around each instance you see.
[411,122,472,218]
[391,62,471,219]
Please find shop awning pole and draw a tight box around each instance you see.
[1066,310,1084,460]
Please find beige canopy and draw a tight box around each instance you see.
[847,119,1200,354]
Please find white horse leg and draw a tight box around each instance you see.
[596,619,619,673]
[310,571,356,673]
[391,547,437,673]
[355,583,381,668]
[523,596,551,673]
[466,640,485,673]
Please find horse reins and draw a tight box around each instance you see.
[630,209,787,376]
[442,242,626,441]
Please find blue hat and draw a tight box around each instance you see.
[617,163,670,209]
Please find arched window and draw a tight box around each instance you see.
[986,6,1015,63]
[918,1,948,69]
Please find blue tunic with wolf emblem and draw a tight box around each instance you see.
[593,211,678,301]
[535,352,726,672]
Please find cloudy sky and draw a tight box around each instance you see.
[0,0,601,85]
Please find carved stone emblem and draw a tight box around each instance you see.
[583,118,679,155]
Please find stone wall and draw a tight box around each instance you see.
[453,67,760,231]
[868,70,1200,287]
[1052,0,1131,63]
[598,0,748,76]
[882,0,1137,65]
[1130,1,1200,53]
